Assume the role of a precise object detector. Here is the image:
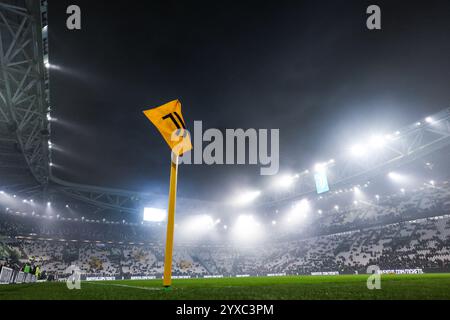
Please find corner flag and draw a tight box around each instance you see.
[143,100,192,156]
[143,99,191,288]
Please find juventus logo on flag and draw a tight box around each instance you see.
[143,100,193,156]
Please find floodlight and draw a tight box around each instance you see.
[184,215,215,231]
[314,163,326,172]
[425,117,433,124]
[369,135,385,148]
[286,199,310,224]
[350,144,367,157]
[232,215,264,243]
[232,190,261,206]
[388,172,401,180]
[275,175,295,188]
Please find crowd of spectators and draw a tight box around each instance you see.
[1,183,450,278]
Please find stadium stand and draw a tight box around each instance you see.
[1,183,450,280]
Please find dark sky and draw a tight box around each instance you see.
[48,0,450,201]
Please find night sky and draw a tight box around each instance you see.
[47,0,450,201]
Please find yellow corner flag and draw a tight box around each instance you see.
[143,99,192,288]
[143,100,192,156]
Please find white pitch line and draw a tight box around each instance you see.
[85,282,164,291]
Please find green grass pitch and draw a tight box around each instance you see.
[1,274,450,300]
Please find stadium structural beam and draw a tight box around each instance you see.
[0,0,50,196]
[49,175,221,215]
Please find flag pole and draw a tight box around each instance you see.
[163,153,179,288]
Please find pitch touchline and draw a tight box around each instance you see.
[84,282,164,291]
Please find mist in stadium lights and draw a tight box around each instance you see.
[231,190,261,206]
[231,215,265,244]
[350,144,368,157]
[274,174,296,188]
[285,199,310,226]
[387,172,410,185]
[369,135,386,148]
[353,186,367,201]
[314,159,334,173]
[314,163,326,172]
[178,214,221,241]
[143,207,166,222]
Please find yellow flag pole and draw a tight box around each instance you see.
[163,154,179,287]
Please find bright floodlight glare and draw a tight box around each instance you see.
[47,202,51,206]
[388,172,402,180]
[232,215,264,244]
[334,205,339,211]
[232,190,261,206]
[350,144,367,157]
[184,215,215,232]
[400,188,406,193]
[272,220,277,225]
[387,172,408,184]
[143,207,166,222]
[275,174,295,188]
[314,162,326,172]
[286,199,310,224]
[425,117,433,124]
[369,135,385,148]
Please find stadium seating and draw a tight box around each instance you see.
[1,183,450,278]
